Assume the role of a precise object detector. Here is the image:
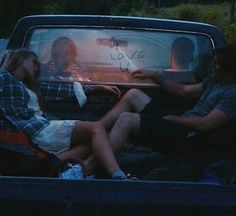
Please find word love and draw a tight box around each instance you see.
[110,50,145,72]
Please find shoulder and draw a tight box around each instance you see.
[219,85,236,102]
[0,70,17,82]
[224,84,236,95]
[0,70,25,94]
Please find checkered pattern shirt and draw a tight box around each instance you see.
[0,70,49,139]
[0,70,93,138]
[40,82,75,102]
[40,82,93,102]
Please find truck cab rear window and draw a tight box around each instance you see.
[27,28,213,85]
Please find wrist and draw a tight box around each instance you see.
[93,85,102,91]
[86,85,95,93]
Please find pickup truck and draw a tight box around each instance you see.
[1,15,236,216]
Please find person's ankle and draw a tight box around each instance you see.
[111,170,126,179]
[112,171,138,180]
[83,161,95,176]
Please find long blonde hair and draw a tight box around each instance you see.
[3,48,38,72]
[3,48,45,109]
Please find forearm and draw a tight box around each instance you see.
[132,69,202,98]
[164,115,208,132]
[165,109,230,133]
[140,70,184,96]
[160,78,185,97]
[153,73,200,98]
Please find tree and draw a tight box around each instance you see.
[231,0,235,21]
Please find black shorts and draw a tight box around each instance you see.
[138,99,190,152]
[138,99,236,153]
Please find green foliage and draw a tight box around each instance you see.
[110,0,131,15]
[124,1,236,43]
[110,0,154,16]
[168,2,236,43]
[219,22,236,43]
[128,2,160,17]
[43,3,65,14]
[171,4,200,21]
[0,0,236,43]
[202,8,221,24]
[200,3,229,24]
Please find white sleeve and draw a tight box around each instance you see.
[73,82,87,107]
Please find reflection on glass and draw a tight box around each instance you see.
[28,28,213,85]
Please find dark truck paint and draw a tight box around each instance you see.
[1,15,235,216]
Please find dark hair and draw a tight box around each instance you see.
[212,44,236,78]
[3,48,37,72]
[171,37,194,67]
[51,36,77,60]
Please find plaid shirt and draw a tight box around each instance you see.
[0,70,93,137]
[0,70,49,139]
[40,82,75,102]
[40,82,93,102]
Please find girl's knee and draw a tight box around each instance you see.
[73,121,103,137]
[89,121,106,135]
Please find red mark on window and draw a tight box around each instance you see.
[96,38,128,48]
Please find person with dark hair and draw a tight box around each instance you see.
[169,37,195,71]
[100,44,236,153]
[162,37,195,83]
[0,48,132,180]
[44,36,80,79]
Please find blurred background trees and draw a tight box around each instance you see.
[0,0,235,42]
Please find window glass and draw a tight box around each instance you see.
[28,28,213,85]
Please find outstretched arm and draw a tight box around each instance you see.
[163,109,229,133]
[131,69,203,98]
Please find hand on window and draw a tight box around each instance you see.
[131,69,163,84]
[131,69,157,80]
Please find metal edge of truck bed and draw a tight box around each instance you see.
[0,176,235,215]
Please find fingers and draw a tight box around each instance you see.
[131,70,143,78]
[108,86,121,97]
[131,69,154,79]
[99,85,121,97]
[111,86,121,97]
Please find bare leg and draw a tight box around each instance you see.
[59,121,122,176]
[84,112,141,173]
[58,143,91,161]
[100,89,151,130]
[108,112,141,153]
